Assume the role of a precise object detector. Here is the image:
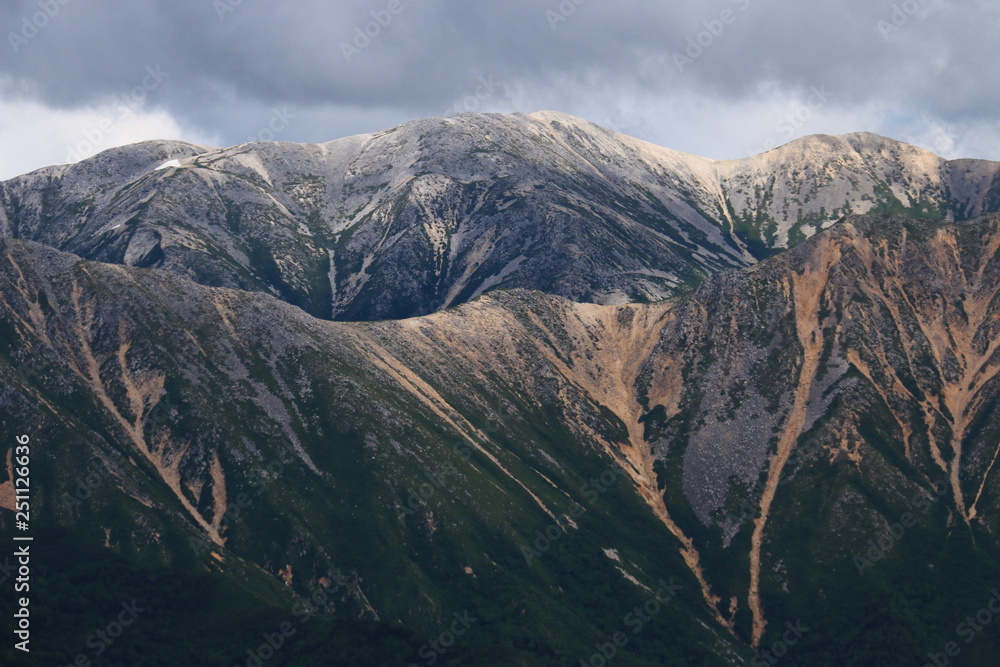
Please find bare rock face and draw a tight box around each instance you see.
[3,113,999,321]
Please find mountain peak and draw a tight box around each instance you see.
[761,130,939,160]
[526,109,599,126]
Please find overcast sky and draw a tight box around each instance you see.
[1,0,998,179]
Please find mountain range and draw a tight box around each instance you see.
[3,111,999,320]
[1,113,999,666]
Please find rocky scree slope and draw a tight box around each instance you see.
[636,212,1000,658]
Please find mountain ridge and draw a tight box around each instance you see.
[3,111,1000,664]
[2,211,998,663]
[3,112,999,322]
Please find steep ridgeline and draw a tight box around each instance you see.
[3,113,1000,321]
[1,213,998,664]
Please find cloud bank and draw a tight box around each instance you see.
[1,0,998,178]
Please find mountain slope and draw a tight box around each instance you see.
[637,212,1000,661]
[2,212,999,664]
[3,113,999,321]
[0,237,743,665]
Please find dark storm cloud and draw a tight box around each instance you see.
[1,0,998,153]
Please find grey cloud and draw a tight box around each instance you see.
[1,0,998,156]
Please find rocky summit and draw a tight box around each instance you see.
[1,114,999,666]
